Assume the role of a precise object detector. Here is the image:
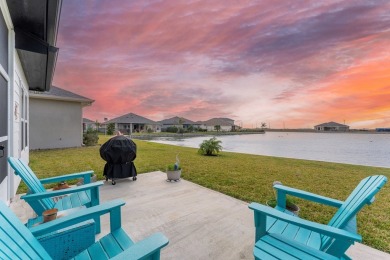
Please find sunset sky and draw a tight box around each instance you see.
[53,0,390,129]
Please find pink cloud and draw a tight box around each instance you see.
[54,0,390,128]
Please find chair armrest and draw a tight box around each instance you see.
[21,182,103,201]
[39,170,94,184]
[274,184,344,207]
[30,199,125,236]
[248,202,361,242]
[112,233,169,260]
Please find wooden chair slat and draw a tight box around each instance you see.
[0,201,168,260]
[249,175,387,259]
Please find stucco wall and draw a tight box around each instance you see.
[30,98,83,149]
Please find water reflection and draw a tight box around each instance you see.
[149,132,390,168]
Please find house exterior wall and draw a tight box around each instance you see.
[116,123,161,134]
[0,1,9,203]
[220,125,232,131]
[29,99,83,149]
[161,123,199,131]
[0,1,28,203]
[150,124,161,132]
[315,126,349,131]
[205,125,232,131]
[11,52,29,195]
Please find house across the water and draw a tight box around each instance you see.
[198,118,237,131]
[158,116,201,131]
[105,112,161,134]
[314,121,349,132]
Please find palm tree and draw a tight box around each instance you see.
[198,137,223,156]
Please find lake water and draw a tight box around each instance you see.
[149,132,390,168]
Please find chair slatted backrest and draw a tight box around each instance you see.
[8,157,55,210]
[321,175,387,249]
[0,202,51,260]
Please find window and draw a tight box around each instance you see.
[20,86,28,151]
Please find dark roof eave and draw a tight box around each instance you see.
[15,30,59,91]
[7,0,63,91]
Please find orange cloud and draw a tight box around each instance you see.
[53,0,390,128]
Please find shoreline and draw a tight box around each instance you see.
[128,129,389,140]
[129,131,264,140]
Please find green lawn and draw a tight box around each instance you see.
[26,135,390,252]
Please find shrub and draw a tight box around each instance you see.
[147,128,153,133]
[83,128,99,146]
[177,127,186,134]
[166,126,178,133]
[198,137,222,156]
[106,123,115,135]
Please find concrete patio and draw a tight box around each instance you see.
[11,171,390,259]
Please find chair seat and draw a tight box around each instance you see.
[54,191,91,211]
[254,234,338,260]
[249,175,387,259]
[72,228,134,260]
[267,216,322,249]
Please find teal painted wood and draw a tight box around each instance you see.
[0,199,169,260]
[323,175,387,254]
[8,156,55,211]
[249,175,387,259]
[8,156,103,233]
[37,220,95,259]
[254,234,338,260]
[0,201,51,259]
[39,171,92,184]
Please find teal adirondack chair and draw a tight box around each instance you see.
[0,199,169,260]
[249,175,387,259]
[8,157,103,233]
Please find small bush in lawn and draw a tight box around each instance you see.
[83,128,99,146]
[198,137,222,156]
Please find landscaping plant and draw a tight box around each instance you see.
[106,123,115,135]
[83,128,99,146]
[198,137,222,156]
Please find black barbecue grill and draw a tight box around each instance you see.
[100,135,137,185]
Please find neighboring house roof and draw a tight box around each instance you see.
[158,116,198,125]
[202,118,235,126]
[83,118,95,123]
[314,121,349,127]
[105,113,158,125]
[29,86,94,105]
[218,117,234,122]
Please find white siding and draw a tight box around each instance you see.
[0,1,29,202]
[10,52,29,194]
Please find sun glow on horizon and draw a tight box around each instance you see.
[53,0,390,129]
